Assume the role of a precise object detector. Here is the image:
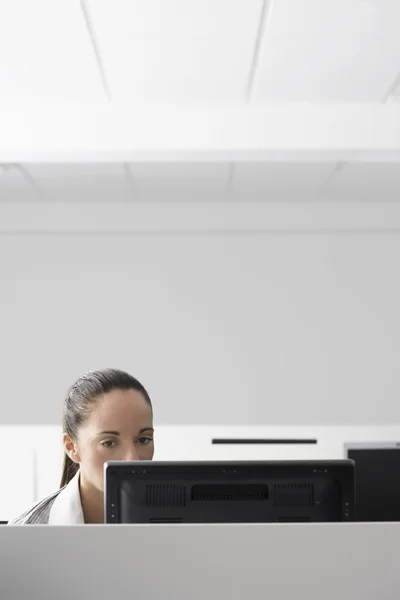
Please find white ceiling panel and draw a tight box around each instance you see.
[323,163,400,201]
[231,162,336,201]
[127,163,231,200]
[21,164,132,202]
[0,0,106,101]
[86,0,263,102]
[253,0,400,102]
[0,166,38,202]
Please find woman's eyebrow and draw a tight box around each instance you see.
[97,427,154,436]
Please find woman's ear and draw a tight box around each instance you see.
[63,433,81,464]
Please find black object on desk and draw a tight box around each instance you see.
[346,443,400,521]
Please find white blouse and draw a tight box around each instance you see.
[8,470,85,525]
[48,470,84,525]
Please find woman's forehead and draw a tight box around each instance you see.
[85,390,152,427]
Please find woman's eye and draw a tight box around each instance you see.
[138,437,153,445]
[102,440,116,448]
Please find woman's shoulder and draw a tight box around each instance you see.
[7,487,65,525]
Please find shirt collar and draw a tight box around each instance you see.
[48,470,85,525]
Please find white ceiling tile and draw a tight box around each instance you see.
[22,164,132,202]
[87,0,263,102]
[127,163,231,200]
[0,0,106,101]
[0,166,38,202]
[90,0,259,36]
[231,163,336,201]
[324,163,400,201]
[253,0,400,102]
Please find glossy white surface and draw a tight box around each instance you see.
[2,522,400,599]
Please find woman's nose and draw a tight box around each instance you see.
[124,445,139,461]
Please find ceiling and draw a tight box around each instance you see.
[0,1,399,200]
[0,0,400,104]
[1,162,400,202]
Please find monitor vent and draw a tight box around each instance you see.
[191,484,268,502]
[146,484,186,508]
[150,518,183,523]
[278,516,311,522]
[274,483,314,506]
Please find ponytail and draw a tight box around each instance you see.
[60,453,79,488]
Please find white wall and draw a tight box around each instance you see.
[1,203,400,425]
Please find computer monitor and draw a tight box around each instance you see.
[345,442,400,522]
[104,460,355,524]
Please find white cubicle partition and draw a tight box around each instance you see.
[2,424,400,520]
[0,428,35,520]
[2,523,400,600]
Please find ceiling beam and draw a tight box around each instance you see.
[0,105,399,162]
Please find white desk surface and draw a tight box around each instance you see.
[1,522,398,600]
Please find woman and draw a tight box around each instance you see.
[8,368,154,525]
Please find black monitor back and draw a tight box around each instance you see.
[105,460,355,524]
[347,445,400,521]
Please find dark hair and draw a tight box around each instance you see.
[60,368,152,488]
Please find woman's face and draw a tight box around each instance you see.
[65,389,154,493]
